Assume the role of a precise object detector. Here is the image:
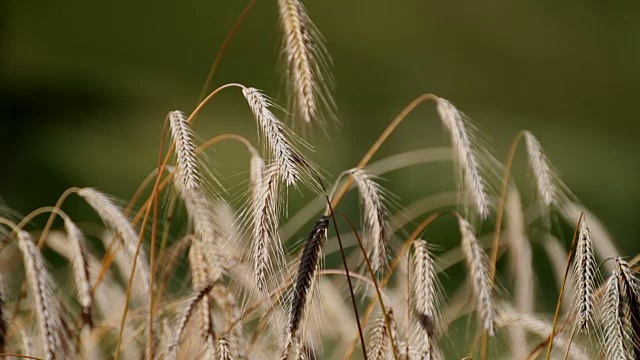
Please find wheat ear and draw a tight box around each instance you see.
[157,318,172,360]
[211,283,246,359]
[168,110,223,281]
[169,283,215,360]
[77,187,151,292]
[411,239,441,357]
[242,87,302,186]
[187,242,216,353]
[250,149,271,296]
[217,338,231,360]
[348,168,390,274]
[524,131,560,208]
[251,162,285,297]
[602,271,632,360]
[366,313,388,360]
[458,216,495,335]
[62,218,93,328]
[615,258,640,358]
[436,98,496,220]
[571,218,598,331]
[277,0,334,126]
[286,215,329,352]
[386,308,400,357]
[17,231,75,360]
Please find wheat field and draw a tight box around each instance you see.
[1,1,639,359]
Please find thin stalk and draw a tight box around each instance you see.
[6,206,75,345]
[330,94,438,208]
[114,116,170,360]
[147,120,168,359]
[481,130,527,360]
[545,213,584,360]
[156,235,193,305]
[321,181,368,360]
[157,192,178,269]
[345,212,443,359]
[527,320,571,360]
[37,187,79,248]
[562,326,578,360]
[198,0,256,102]
[337,213,399,360]
[90,132,252,292]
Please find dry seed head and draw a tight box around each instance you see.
[436,98,494,220]
[524,132,559,208]
[251,164,285,297]
[169,110,200,191]
[411,240,440,327]
[77,187,150,292]
[277,0,335,127]
[249,147,265,199]
[158,318,172,359]
[287,215,329,347]
[217,338,231,360]
[62,218,93,328]
[410,240,442,360]
[571,218,598,331]
[168,110,223,281]
[211,283,246,359]
[169,283,214,360]
[614,258,640,359]
[386,308,400,355]
[189,242,210,289]
[242,87,301,186]
[458,216,495,335]
[366,314,388,360]
[187,243,217,347]
[17,231,75,360]
[348,168,390,273]
[602,273,632,360]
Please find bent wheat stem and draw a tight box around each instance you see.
[198,0,257,102]
[545,213,584,360]
[345,212,442,359]
[320,177,369,357]
[337,212,399,360]
[480,130,527,360]
[331,94,438,208]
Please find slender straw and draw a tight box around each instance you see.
[545,213,584,360]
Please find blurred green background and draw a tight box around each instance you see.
[2,0,639,356]
[3,0,638,246]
